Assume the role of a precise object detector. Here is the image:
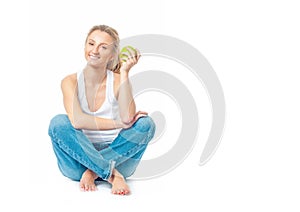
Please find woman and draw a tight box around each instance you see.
[48,25,156,195]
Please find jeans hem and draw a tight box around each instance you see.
[103,160,116,181]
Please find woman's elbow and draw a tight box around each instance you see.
[68,114,83,129]
[71,120,81,129]
[120,114,135,124]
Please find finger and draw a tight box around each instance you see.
[132,111,143,120]
[125,46,138,63]
[120,52,129,63]
[120,46,132,62]
[136,111,148,115]
[133,114,147,122]
[121,45,136,54]
[135,48,141,60]
[124,47,134,59]
[127,51,136,63]
[126,111,148,125]
[126,46,138,56]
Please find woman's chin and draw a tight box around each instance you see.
[87,60,105,68]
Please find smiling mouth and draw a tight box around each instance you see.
[89,55,100,60]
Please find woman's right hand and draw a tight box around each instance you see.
[120,111,148,129]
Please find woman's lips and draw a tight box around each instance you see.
[89,55,100,60]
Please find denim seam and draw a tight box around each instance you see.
[50,130,111,180]
[111,141,147,165]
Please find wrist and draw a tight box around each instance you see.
[120,71,130,84]
[120,69,129,76]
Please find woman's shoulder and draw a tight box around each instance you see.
[61,73,78,87]
[62,73,77,82]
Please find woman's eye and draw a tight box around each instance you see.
[88,43,94,46]
[102,46,108,50]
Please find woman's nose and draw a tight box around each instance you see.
[92,45,100,54]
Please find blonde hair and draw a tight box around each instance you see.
[85,25,121,73]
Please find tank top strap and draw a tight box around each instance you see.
[106,70,117,104]
[76,71,89,113]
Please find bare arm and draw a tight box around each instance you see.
[117,71,136,123]
[117,47,142,123]
[61,74,123,130]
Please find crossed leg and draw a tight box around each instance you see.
[49,115,155,195]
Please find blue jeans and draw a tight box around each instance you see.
[48,114,156,181]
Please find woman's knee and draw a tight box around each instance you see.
[134,116,156,138]
[48,114,72,135]
[135,116,155,130]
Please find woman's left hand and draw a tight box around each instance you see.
[121,111,148,129]
[120,47,141,73]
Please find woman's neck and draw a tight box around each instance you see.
[83,65,107,86]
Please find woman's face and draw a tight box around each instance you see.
[84,30,115,68]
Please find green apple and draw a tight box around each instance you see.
[120,45,137,62]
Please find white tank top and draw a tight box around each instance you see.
[77,70,121,143]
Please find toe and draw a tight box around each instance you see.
[79,183,85,192]
[91,184,97,191]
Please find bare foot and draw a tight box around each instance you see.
[79,169,98,192]
[108,169,130,195]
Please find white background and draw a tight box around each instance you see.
[1,0,300,211]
